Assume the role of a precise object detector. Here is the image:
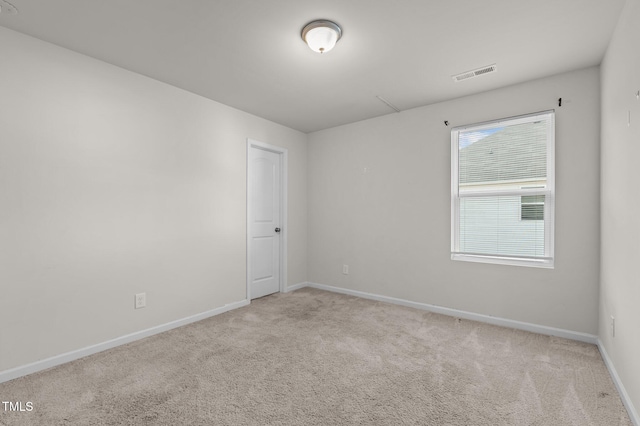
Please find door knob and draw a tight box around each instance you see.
[275,227,281,233]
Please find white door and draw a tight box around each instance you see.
[248,147,281,299]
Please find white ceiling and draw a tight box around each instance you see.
[0,0,626,133]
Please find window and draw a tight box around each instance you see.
[451,111,555,268]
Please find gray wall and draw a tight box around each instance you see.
[0,27,307,372]
[308,67,601,334]
[600,0,640,414]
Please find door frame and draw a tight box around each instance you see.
[246,138,288,301]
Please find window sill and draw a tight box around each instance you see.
[451,253,554,269]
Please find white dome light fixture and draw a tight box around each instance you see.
[301,20,342,54]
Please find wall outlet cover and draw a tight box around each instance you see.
[135,293,146,309]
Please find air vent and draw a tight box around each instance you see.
[452,64,497,82]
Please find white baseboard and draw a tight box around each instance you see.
[284,281,309,293]
[305,282,598,344]
[597,340,639,426]
[0,299,249,384]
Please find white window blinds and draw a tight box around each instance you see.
[451,111,555,268]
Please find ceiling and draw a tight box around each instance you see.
[0,0,626,133]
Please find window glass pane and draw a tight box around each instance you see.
[459,120,547,192]
[460,196,545,257]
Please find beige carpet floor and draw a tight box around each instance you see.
[0,288,632,425]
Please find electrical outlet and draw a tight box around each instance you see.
[342,264,349,275]
[135,293,146,309]
[610,315,615,337]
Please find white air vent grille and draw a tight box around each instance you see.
[452,64,497,82]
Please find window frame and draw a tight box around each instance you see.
[450,110,555,268]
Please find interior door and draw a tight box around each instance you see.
[249,147,281,299]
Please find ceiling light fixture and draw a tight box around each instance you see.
[301,20,342,54]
